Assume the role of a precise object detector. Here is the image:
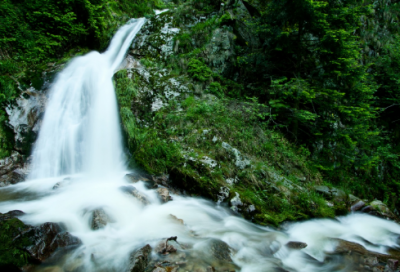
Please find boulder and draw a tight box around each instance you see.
[90,208,110,230]
[152,175,169,187]
[156,187,172,203]
[315,185,348,203]
[286,241,307,249]
[120,185,151,205]
[208,239,233,263]
[370,200,397,221]
[127,244,152,272]
[0,210,81,269]
[351,200,366,212]
[330,238,395,263]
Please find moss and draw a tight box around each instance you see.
[0,217,31,268]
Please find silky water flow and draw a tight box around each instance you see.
[1,18,400,272]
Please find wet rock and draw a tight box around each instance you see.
[0,152,29,187]
[152,174,169,187]
[156,187,172,203]
[125,172,150,183]
[155,236,178,254]
[1,210,81,265]
[127,244,152,272]
[286,241,307,249]
[169,214,184,225]
[91,208,110,230]
[208,239,233,263]
[331,239,393,263]
[53,177,71,190]
[26,222,81,261]
[120,185,150,205]
[351,200,366,212]
[6,88,46,154]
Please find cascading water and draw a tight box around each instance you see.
[1,18,400,272]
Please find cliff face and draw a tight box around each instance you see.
[113,6,339,225]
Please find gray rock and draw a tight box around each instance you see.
[156,187,172,203]
[208,239,232,263]
[230,192,243,212]
[127,244,152,272]
[120,185,151,205]
[6,88,46,154]
[91,208,110,230]
[0,152,29,187]
[351,200,366,212]
[286,241,307,249]
[125,172,150,183]
[315,185,347,202]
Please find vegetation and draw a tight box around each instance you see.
[114,0,400,223]
[1,0,400,224]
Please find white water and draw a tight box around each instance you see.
[1,19,400,272]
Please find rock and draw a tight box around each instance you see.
[315,185,347,203]
[125,172,150,183]
[155,236,178,254]
[169,214,184,225]
[53,177,71,190]
[6,88,46,154]
[330,239,394,263]
[364,256,378,266]
[0,210,81,266]
[351,200,366,212]
[152,174,169,187]
[387,259,399,270]
[370,200,397,220]
[286,241,307,249]
[208,239,232,263]
[91,208,110,230]
[0,152,29,187]
[127,244,152,272]
[120,185,150,205]
[349,194,361,204]
[26,222,81,262]
[156,187,172,203]
[230,192,243,213]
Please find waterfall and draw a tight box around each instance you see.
[29,18,146,179]
[0,19,399,272]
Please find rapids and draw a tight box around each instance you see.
[1,18,400,272]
